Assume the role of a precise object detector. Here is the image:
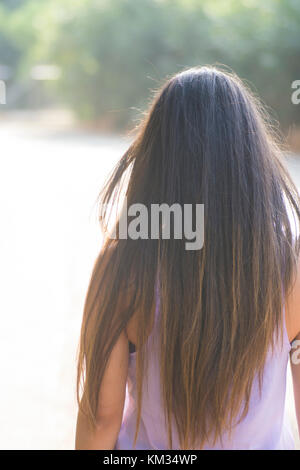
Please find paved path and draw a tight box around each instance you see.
[0,112,298,449]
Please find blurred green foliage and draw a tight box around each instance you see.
[0,0,299,129]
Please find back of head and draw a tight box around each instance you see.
[78,66,300,449]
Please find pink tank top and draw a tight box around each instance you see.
[116,295,295,450]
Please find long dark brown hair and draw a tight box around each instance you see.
[77,66,300,449]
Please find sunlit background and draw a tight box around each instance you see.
[0,0,299,449]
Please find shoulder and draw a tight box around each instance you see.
[285,255,300,343]
[95,242,140,346]
[96,241,156,348]
[125,281,156,349]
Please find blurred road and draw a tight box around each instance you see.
[0,111,299,449]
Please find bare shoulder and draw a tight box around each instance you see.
[126,309,139,346]
[125,286,156,348]
[125,291,156,348]
[98,242,156,348]
[285,255,300,343]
